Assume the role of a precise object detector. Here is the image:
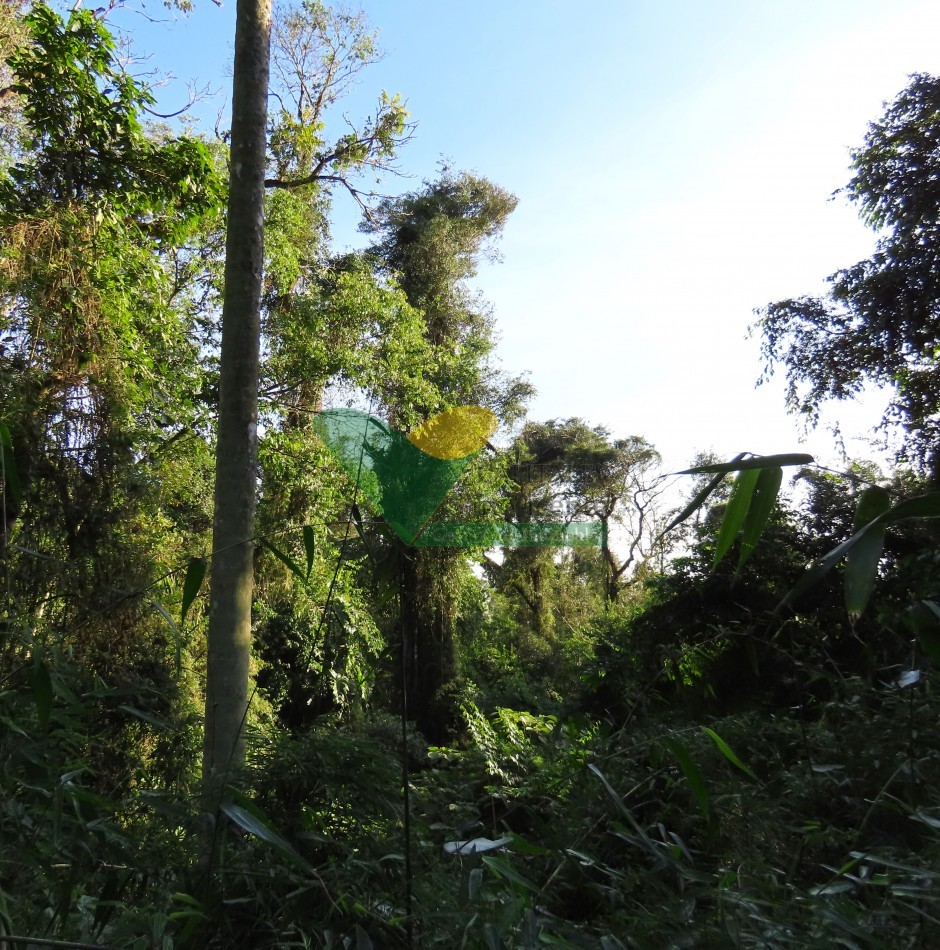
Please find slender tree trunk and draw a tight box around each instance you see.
[202,0,271,792]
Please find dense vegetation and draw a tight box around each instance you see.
[2,3,940,947]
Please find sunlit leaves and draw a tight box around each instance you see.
[0,6,222,224]
[755,74,940,469]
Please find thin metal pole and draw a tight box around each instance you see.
[398,544,414,946]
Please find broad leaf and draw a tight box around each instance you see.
[910,601,940,664]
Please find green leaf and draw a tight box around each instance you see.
[117,704,172,731]
[853,485,892,532]
[737,466,783,572]
[588,762,632,820]
[713,468,760,568]
[481,855,538,893]
[219,802,311,871]
[910,601,940,664]
[663,471,728,535]
[780,491,940,613]
[877,491,940,523]
[844,487,891,618]
[662,458,741,535]
[0,422,21,509]
[180,556,207,629]
[148,598,182,673]
[778,527,872,612]
[702,727,758,781]
[467,866,483,900]
[662,737,710,821]
[679,453,813,475]
[262,539,309,586]
[29,660,52,728]
[302,525,316,579]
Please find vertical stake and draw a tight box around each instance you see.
[398,544,414,946]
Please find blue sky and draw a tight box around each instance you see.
[108,0,940,471]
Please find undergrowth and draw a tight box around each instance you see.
[3,613,939,948]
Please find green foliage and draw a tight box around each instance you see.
[756,72,940,474]
[1,4,221,224]
[6,5,940,948]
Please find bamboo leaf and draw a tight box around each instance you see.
[679,453,813,475]
[912,601,940,664]
[302,525,316,579]
[220,802,311,871]
[737,466,783,572]
[702,727,758,781]
[180,556,207,628]
[261,539,308,585]
[148,598,182,673]
[662,458,741,535]
[780,491,940,613]
[844,487,891,618]
[481,855,538,893]
[118,704,172,731]
[853,486,892,531]
[662,737,710,821]
[877,491,940,523]
[778,526,874,612]
[29,659,52,729]
[0,422,20,509]
[468,866,483,900]
[713,468,760,568]
[588,762,632,820]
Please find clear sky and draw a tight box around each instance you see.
[108,0,940,472]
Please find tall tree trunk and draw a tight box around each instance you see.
[202,0,271,792]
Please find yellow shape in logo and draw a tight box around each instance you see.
[406,406,498,460]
